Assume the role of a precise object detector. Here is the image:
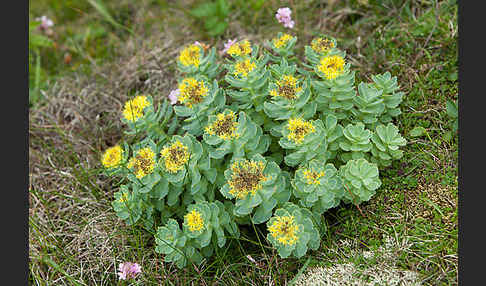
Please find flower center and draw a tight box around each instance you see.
[287,118,316,144]
[318,55,345,80]
[206,112,239,140]
[185,209,204,232]
[312,38,335,53]
[228,160,268,199]
[278,85,297,100]
[268,215,300,246]
[302,169,325,185]
[161,141,190,173]
[178,78,208,108]
[128,148,155,178]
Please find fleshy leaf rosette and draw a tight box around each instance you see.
[267,32,297,59]
[183,201,240,249]
[177,44,220,79]
[159,134,215,201]
[112,185,143,225]
[126,139,162,192]
[339,158,381,204]
[370,72,404,124]
[291,159,343,214]
[122,95,178,142]
[173,77,225,136]
[370,123,407,167]
[266,202,320,258]
[224,47,271,111]
[278,118,327,167]
[203,110,270,160]
[155,219,204,269]
[219,154,290,223]
[322,114,343,161]
[311,51,356,121]
[350,82,385,127]
[264,59,316,121]
[338,122,373,163]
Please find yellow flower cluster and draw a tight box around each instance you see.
[287,118,316,144]
[233,58,256,78]
[272,33,293,49]
[160,140,190,173]
[179,44,201,67]
[118,193,129,203]
[184,209,204,232]
[178,78,209,108]
[268,215,300,246]
[311,37,335,54]
[227,40,252,57]
[269,75,303,100]
[302,169,325,185]
[122,95,150,122]
[127,147,156,179]
[228,160,268,199]
[205,111,240,140]
[317,55,345,80]
[102,145,123,168]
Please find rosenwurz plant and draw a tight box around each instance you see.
[101,33,407,268]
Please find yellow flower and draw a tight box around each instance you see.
[205,111,240,140]
[269,75,303,100]
[118,193,129,203]
[178,78,209,108]
[122,95,150,122]
[317,55,345,80]
[160,140,190,173]
[185,209,204,232]
[302,169,325,185]
[272,33,293,49]
[287,118,316,144]
[228,160,268,199]
[311,37,335,54]
[127,147,156,179]
[268,215,300,246]
[233,58,256,78]
[102,145,123,168]
[179,44,201,67]
[227,40,252,57]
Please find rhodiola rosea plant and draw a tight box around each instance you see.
[101,32,406,268]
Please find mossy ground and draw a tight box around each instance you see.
[29,0,458,284]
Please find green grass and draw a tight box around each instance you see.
[29,0,458,284]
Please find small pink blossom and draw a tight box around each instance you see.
[118,262,142,280]
[275,7,294,29]
[168,89,180,105]
[194,41,202,46]
[221,38,237,55]
[276,7,291,19]
[36,16,54,30]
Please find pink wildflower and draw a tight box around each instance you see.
[118,262,142,280]
[221,38,237,55]
[36,15,54,30]
[168,89,180,105]
[275,7,295,29]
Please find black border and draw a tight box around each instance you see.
[458,1,476,285]
[14,0,29,284]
